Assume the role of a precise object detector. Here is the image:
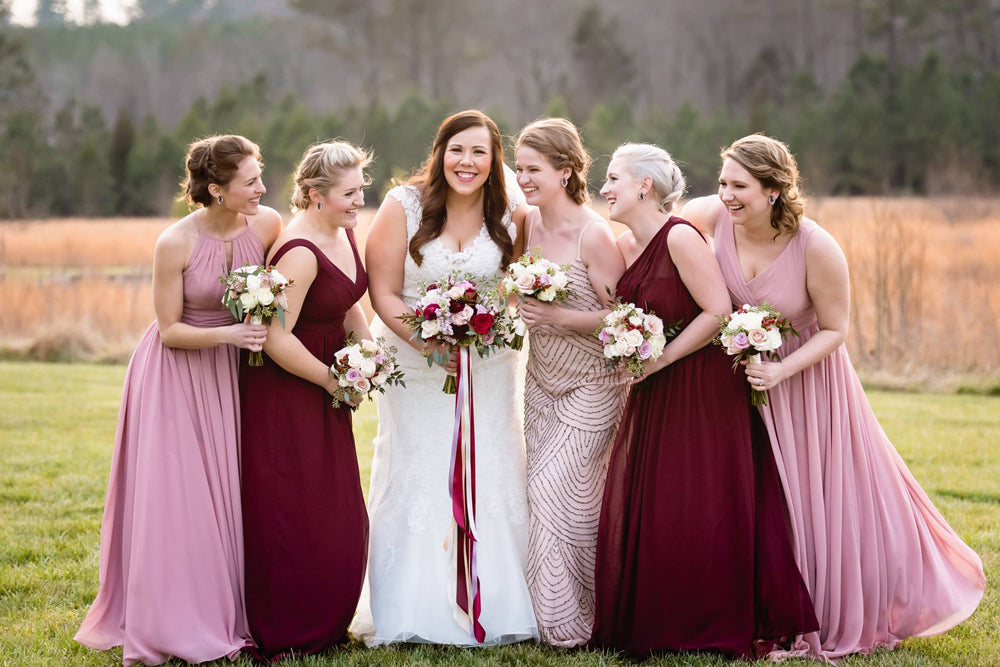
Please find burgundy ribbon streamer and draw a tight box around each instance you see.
[448,346,484,642]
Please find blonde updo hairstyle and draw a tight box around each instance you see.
[722,134,804,235]
[180,134,261,207]
[611,142,686,214]
[290,140,374,213]
[515,117,592,205]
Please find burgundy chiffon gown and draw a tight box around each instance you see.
[240,234,369,660]
[591,217,818,658]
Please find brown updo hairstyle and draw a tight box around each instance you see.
[515,117,592,205]
[408,110,513,268]
[180,134,262,207]
[721,134,804,235]
[290,140,373,213]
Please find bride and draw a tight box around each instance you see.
[353,110,538,645]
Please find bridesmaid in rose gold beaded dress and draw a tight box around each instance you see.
[512,118,628,647]
[683,133,985,661]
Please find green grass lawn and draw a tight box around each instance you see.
[1,361,997,666]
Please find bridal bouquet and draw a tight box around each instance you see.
[716,302,799,406]
[597,301,677,378]
[219,264,293,366]
[398,274,507,393]
[501,248,572,303]
[328,336,405,410]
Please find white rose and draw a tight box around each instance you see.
[421,318,440,338]
[628,314,643,327]
[447,284,467,299]
[551,272,569,290]
[372,373,387,386]
[245,273,262,291]
[361,338,379,353]
[239,292,258,310]
[762,326,783,351]
[527,262,547,276]
[623,329,644,347]
[269,269,288,285]
[347,349,365,367]
[253,288,274,306]
[538,286,557,302]
[338,377,350,387]
[742,311,764,330]
[510,262,529,280]
[603,341,621,359]
[649,334,666,356]
[359,357,377,377]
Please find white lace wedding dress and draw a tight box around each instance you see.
[351,184,538,646]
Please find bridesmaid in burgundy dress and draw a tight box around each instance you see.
[240,141,372,660]
[590,143,817,658]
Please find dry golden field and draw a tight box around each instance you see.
[2,198,998,386]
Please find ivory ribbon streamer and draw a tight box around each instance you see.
[445,346,484,642]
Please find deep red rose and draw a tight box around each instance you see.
[423,303,440,319]
[470,312,494,335]
[449,298,466,313]
[426,282,438,291]
[464,287,478,301]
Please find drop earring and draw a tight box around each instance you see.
[638,191,645,201]
[767,193,777,205]
[316,202,323,211]
[217,195,224,204]
[560,176,569,188]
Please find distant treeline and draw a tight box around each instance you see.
[1,52,999,218]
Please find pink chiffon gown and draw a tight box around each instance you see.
[75,219,259,665]
[713,209,986,661]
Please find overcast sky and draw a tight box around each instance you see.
[10,0,133,25]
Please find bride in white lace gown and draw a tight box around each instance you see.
[353,110,539,646]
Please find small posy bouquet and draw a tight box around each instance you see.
[597,301,677,378]
[397,274,507,393]
[328,336,405,410]
[219,264,292,366]
[501,248,572,303]
[716,302,799,406]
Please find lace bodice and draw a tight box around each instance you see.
[388,184,520,309]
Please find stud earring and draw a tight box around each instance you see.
[638,191,645,201]
[217,195,224,205]
[767,193,777,205]
[316,202,323,211]
[560,176,569,188]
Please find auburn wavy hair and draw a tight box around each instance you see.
[408,110,513,268]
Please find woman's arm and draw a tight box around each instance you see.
[679,195,723,239]
[258,245,336,388]
[516,219,623,335]
[639,223,730,378]
[745,227,850,391]
[153,225,266,351]
[249,205,284,255]
[510,203,531,259]
[344,303,372,341]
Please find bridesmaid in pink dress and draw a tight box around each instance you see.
[75,135,282,665]
[683,134,986,661]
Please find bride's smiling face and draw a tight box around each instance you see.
[442,126,492,196]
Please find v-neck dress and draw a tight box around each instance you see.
[240,233,370,660]
[714,210,986,660]
[591,217,818,658]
